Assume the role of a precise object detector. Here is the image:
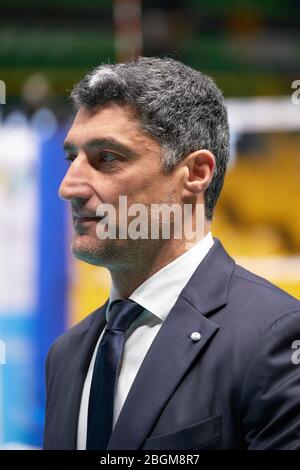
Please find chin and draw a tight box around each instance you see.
[71,234,127,267]
[71,235,107,266]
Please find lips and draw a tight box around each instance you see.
[73,213,104,223]
[74,216,100,221]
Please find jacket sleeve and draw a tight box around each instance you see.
[241,309,300,449]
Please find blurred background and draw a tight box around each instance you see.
[0,0,299,449]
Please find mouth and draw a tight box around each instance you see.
[74,216,102,221]
[73,214,105,224]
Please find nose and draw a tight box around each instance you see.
[59,155,93,201]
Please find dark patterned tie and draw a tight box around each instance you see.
[86,299,144,450]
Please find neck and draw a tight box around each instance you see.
[109,222,211,298]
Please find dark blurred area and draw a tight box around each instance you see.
[1,0,300,107]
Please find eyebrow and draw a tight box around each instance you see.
[63,137,137,159]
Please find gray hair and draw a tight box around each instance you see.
[70,57,230,221]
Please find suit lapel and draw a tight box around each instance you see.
[107,296,220,449]
[107,237,235,449]
[62,300,108,449]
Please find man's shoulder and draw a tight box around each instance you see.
[210,237,300,314]
[215,262,300,372]
[232,262,298,301]
[230,262,300,321]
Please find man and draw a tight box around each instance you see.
[43,57,300,450]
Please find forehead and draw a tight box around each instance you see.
[65,103,153,150]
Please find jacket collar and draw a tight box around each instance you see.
[181,237,235,316]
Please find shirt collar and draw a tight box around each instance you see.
[106,231,214,322]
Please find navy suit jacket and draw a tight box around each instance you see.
[43,238,300,450]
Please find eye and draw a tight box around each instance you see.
[64,151,118,165]
[101,152,117,162]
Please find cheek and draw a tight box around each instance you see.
[93,179,122,204]
[93,167,176,206]
[117,174,154,200]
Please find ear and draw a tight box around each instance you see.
[181,149,216,200]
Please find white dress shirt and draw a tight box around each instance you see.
[77,231,214,449]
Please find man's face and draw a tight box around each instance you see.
[59,103,183,268]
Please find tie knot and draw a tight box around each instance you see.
[106,299,144,332]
